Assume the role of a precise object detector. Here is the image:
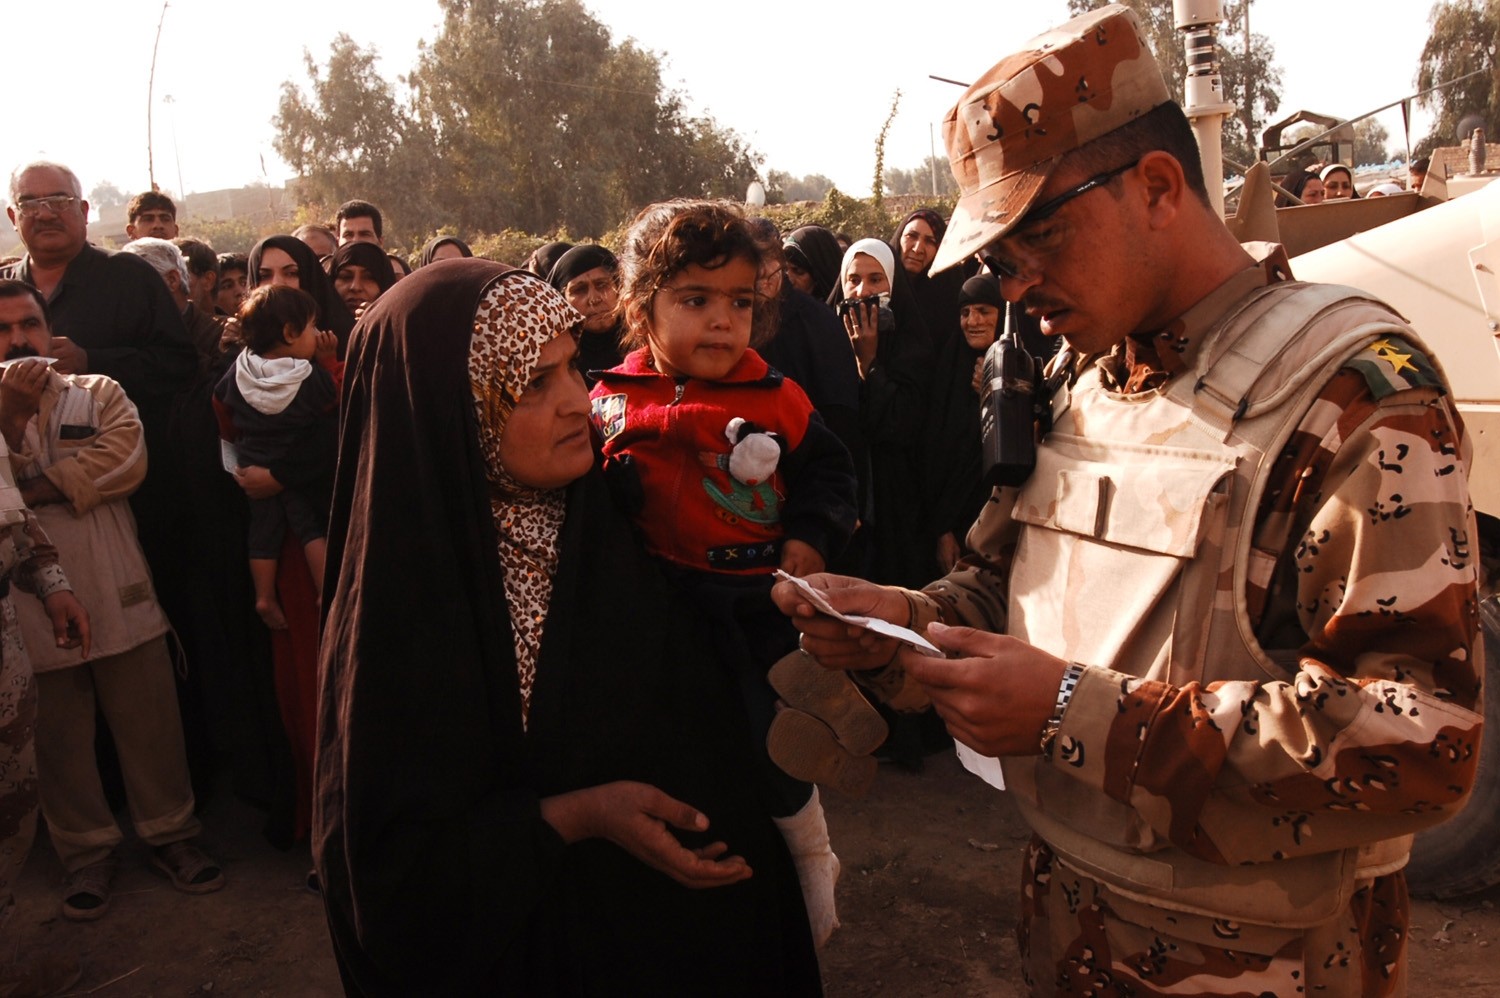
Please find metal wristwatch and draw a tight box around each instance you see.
[1040,663,1085,758]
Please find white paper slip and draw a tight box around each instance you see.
[0,357,58,369]
[954,742,1007,791]
[772,570,944,656]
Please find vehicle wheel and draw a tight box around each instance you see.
[1407,595,1500,899]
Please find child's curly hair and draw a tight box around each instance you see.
[238,284,320,356]
[619,199,774,349]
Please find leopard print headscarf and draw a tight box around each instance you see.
[468,274,582,730]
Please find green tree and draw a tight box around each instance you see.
[767,171,836,203]
[1353,118,1394,165]
[273,34,432,244]
[1066,0,1283,173]
[89,181,129,211]
[1415,0,1500,156]
[759,188,895,244]
[884,156,958,197]
[405,0,759,237]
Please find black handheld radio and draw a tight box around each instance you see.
[979,303,1044,487]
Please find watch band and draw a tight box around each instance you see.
[1040,663,1085,758]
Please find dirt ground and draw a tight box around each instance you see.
[7,751,1500,996]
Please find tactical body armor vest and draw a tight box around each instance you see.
[998,281,1447,926]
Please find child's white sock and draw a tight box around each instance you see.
[772,787,840,949]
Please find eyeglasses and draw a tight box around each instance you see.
[14,195,79,218]
[980,159,1140,282]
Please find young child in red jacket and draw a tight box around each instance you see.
[590,200,881,948]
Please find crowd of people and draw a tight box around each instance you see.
[1275,155,1429,206]
[0,4,1484,995]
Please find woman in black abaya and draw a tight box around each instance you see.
[890,208,966,354]
[246,235,356,351]
[314,261,821,996]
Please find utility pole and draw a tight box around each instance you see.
[146,0,169,191]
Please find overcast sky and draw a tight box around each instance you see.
[11,0,1441,209]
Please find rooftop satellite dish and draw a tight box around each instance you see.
[745,181,766,207]
[1457,113,1487,143]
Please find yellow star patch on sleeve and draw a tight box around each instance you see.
[1347,336,1444,400]
[1373,341,1417,374]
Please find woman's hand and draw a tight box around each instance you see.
[233,465,284,500]
[540,781,753,889]
[842,300,880,378]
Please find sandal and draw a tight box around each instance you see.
[150,841,225,895]
[767,708,878,797]
[62,854,117,922]
[768,650,888,756]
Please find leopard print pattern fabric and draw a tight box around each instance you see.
[468,273,580,729]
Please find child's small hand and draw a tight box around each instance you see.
[779,539,825,578]
[314,330,339,358]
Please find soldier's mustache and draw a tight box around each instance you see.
[1022,294,1070,315]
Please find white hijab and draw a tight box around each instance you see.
[839,238,896,293]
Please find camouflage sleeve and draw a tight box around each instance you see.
[1053,375,1481,861]
[10,507,70,600]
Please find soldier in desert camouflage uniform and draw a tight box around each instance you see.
[773,6,1482,996]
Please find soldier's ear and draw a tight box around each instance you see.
[1137,152,1187,230]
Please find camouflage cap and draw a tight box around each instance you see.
[931,4,1171,274]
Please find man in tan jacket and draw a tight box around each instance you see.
[0,278,223,924]
[775,6,1481,995]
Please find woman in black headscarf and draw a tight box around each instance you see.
[923,273,1003,572]
[782,225,842,302]
[524,240,574,278]
[329,242,398,318]
[890,208,966,353]
[314,261,821,996]
[233,233,356,844]
[1276,167,1326,207]
[418,235,473,267]
[748,221,862,466]
[247,235,355,351]
[546,244,624,385]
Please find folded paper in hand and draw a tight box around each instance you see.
[772,570,943,656]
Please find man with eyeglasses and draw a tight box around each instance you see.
[773,6,1478,995]
[3,162,196,406]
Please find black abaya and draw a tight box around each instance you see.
[314,260,820,997]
